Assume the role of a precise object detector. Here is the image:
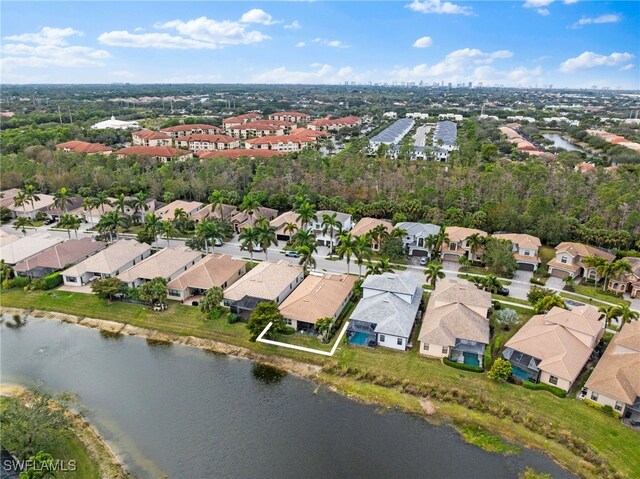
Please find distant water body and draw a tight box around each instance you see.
[542,133,585,152]
[1,315,576,479]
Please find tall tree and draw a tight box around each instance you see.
[466,233,485,261]
[424,262,445,288]
[95,191,112,215]
[144,213,161,248]
[239,226,260,265]
[22,184,41,215]
[195,219,222,254]
[208,190,226,220]
[52,186,72,213]
[129,191,149,224]
[96,211,124,242]
[336,232,357,275]
[82,196,98,226]
[58,213,82,239]
[611,304,639,326]
[13,216,32,236]
[161,220,177,247]
[239,193,262,224]
[297,244,317,273]
[321,212,342,255]
[295,201,317,229]
[254,218,277,260]
[354,235,372,277]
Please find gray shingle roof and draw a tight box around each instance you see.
[433,121,457,146]
[361,272,419,296]
[371,118,415,144]
[395,222,441,237]
[349,290,421,337]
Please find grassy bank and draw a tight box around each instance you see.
[2,289,639,478]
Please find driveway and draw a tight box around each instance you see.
[545,277,566,290]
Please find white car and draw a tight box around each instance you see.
[419,257,428,266]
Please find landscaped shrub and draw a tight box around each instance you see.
[583,399,617,417]
[529,277,544,285]
[523,380,567,398]
[282,326,296,335]
[7,276,30,289]
[443,357,484,373]
[40,272,62,290]
[602,405,614,415]
[226,313,240,324]
[496,308,519,326]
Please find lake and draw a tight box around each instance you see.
[542,133,585,152]
[0,315,576,479]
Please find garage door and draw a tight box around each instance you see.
[550,268,570,279]
[518,263,536,272]
[442,253,460,262]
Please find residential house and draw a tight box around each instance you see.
[432,121,459,157]
[115,146,193,162]
[244,130,324,152]
[279,273,356,332]
[61,239,152,286]
[441,226,488,262]
[350,217,393,251]
[191,203,238,223]
[347,272,422,350]
[492,233,542,271]
[225,120,292,139]
[176,134,240,151]
[395,222,441,257]
[503,305,605,392]
[8,193,55,219]
[14,238,107,278]
[167,253,247,303]
[81,196,156,225]
[160,124,221,139]
[0,231,20,248]
[116,247,201,288]
[270,211,304,241]
[131,130,172,147]
[608,257,640,298]
[584,321,640,423]
[56,141,112,154]
[230,206,278,233]
[312,210,353,247]
[547,242,615,279]
[268,111,310,124]
[499,126,544,156]
[307,116,361,132]
[0,233,63,265]
[48,196,84,221]
[0,189,20,209]
[222,113,262,129]
[198,149,286,160]
[154,200,204,221]
[418,279,491,366]
[223,260,304,317]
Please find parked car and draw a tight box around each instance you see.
[419,257,428,266]
[214,238,223,246]
[496,286,510,296]
[43,218,55,225]
[285,250,299,258]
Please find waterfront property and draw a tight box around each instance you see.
[607,257,640,298]
[395,222,441,257]
[547,242,615,279]
[279,273,356,332]
[584,321,640,426]
[116,247,201,288]
[347,272,421,350]
[62,239,152,286]
[166,253,247,303]
[418,279,491,367]
[13,238,107,279]
[503,305,604,392]
[492,233,542,271]
[0,233,63,265]
[441,226,488,262]
[350,217,393,251]
[223,260,304,317]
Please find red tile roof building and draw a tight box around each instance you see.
[132,130,172,147]
[176,134,240,151]
[245,129,327,152]
[56,141,112,154]
[222,113,262,128]
[308,115,361,131]
[225,120,294,139]
[268,111,310,124]
[115,146,193,162]
[160,124,221,139]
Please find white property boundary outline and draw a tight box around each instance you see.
[256,320,350,357]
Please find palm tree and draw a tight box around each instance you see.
[13,216,32,236]
[283,221,298,240]
[336,232,357,275]
[95,191,112,215]
[129,192,149,224]
[466,233,485,262]
[297,244,317,273]
[354,235,372,277]
[52,187,72,214]
[144,213,161,248]
[611,304,639,326]
[315,317,333,343]
[13,190,28,216]
[366,258,393,276]
[425,262,445,288]
[254,218,277,260]
[295,201,317,229]
[598,305,620,329]
[22,184,41,214]
[208,190,226,220]
[581,256,608,286]
[0,259,13,282]
[195,219,222,254]
[534,294,566,314]
[97,211,124,242]
[480,274,503,293]
[239,194,262,225]
[161,220,177,247]
[321,212,342,255]
[291,228,317,250]
[370,224,390,250]
[433,228,450,259]
[58,214,82,239]
[82,197,98,226]
[239,226,260,265]
[603,259,632,291]
[113,193,129,219]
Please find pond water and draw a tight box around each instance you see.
[542,133,585,152]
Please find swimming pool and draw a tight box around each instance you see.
[349,331,374,346]
[463,352,480,367]
[511,365,535,381]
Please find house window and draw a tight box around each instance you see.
[168,289,181,297]
[614,401,623,411]
[549,375,558,385]
[423,343,429,351]
[591,392,599,401]
[523,250,530,256]
[397,338,403,346]
[66,276,77,283]
[379,335,385,342]
[285,318,292,326]
[561,256,568,264]
[442,346,448,354]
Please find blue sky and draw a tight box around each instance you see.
[2,1,638,88]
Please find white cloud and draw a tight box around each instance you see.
[311,38,349,48]
[564,0,579,4]
[2,27,109,70]
[560,51,635,72]
[523,0,554,14]
[620,64,635,71]
[412,36,433,48]
[572,13,621,28]
[240,9,279,25]
[284,20,301,30]
[295,41,306,48]
[99,16,270,49]
[407,0,473,15]
[536,8,550,15]
[251,64,364,84]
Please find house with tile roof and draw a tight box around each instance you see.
[347,272,422,350]
[441,226,488,262]
[503,305,605,392]
[547,242,615,279]
[56,140,112,154]
[62,239,151,286]
[115,146,193,162]
[310,210,353,247]
[270,211,304,241]
[222,113,262,128]
[492,233,542,271]
[230,206,278,233]
[132,130,172,147]
[154,200,204,221]
[351,217,393,251]
[225,120,293,139]
[584,321,640,422]
[279,273,356,331]
[160,123,221,139]
[8,193,55,219]
[190,203,238,223]
[418,279,492,366]
[176,134,240,151]
[607,257,640,298]
[223,260,304,317]
[307,116,361,132]
[268,111,310,124]
[116,247,201,288]
[0,233,64,265]
[167,253,247,303]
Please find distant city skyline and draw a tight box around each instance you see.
[1,1,638,89]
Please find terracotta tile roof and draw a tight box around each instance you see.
[132,130,171,140]
[154,200,204,219]
[115,146,192,158]
[270,211,302,232]
[56,141,112,153]
[350,217,393,237]
[270,111,310,118]
[161,124,220,133]
[223,113,262,125]
[290,128,329,140]
[198,149,287,160]
[279,273,356,324]
[445,226,488,243]
[179,134,237,143]
[585,321,640,404]
[117,247,201,284]
[167,253,247,292]
[308,116,361,127]
[554,242,615,261]
[492,233,541,250]
[0,233,64,264]
[190,203,238,221]
[62,239,151,277]
[229,120,293,131]
[14,238,107,273]
[223,260,303,302]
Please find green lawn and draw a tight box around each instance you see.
[539,246,556,265]
[491,295,531,307]
[458,271,512,285]
[3,288,640,478]
[572,284,630,307]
